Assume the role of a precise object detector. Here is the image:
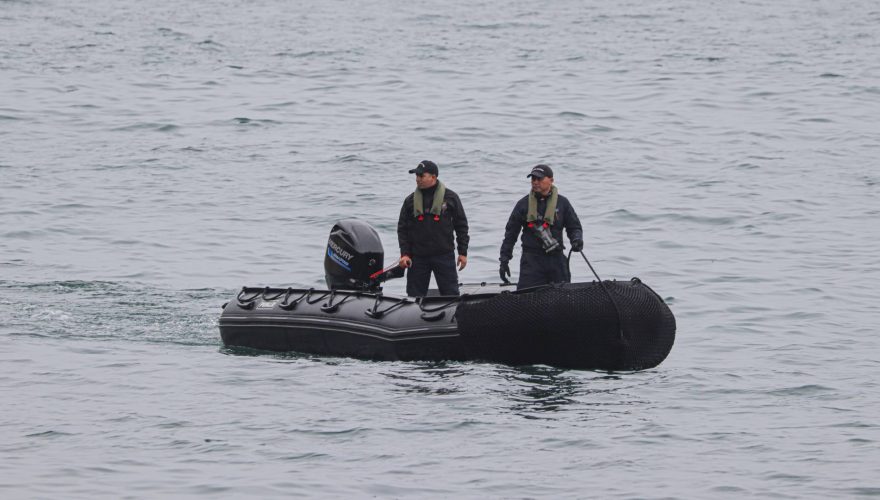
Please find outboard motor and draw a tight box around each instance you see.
[324,219,388,291]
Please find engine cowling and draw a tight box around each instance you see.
[324,219,385,290]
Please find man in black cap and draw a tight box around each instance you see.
[397,160,469,296]
[498,164,583,289]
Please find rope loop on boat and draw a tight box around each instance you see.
[262,287,287,301]
[235,287,262,309]
[305,289,332,305]
[321,290,357,313]
[416,294,468,313]
[365,294,409,319]
[279,288,311,310]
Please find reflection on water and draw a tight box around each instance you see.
[501,365,580,414]
[221,349,656,418]
[382,361,468,395]
[379,360,653,419]
[498,366,657,419]
[221,345,662,421]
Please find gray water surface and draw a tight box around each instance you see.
[2,0,879,497]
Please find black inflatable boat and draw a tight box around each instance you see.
[219,220,676,371]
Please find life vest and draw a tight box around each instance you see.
[413,181,446,222]
[526,185,558,227]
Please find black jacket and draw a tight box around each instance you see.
[398,185,469,257]
[499,191,583,262]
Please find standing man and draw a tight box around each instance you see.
[398,160,469,297]
[499,164,584,289]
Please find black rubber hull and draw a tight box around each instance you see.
[220,316,466,362]
[219,280,676,371]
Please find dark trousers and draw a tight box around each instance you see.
[406,252,460,297]
[517,251,571,290]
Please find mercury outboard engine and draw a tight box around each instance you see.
[325,219,401,291]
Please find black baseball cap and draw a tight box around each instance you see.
[409,160,439,176]
[527,164,553,179]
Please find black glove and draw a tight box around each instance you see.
[571,239,584,252]
[499,261,511,284]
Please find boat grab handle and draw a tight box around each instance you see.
[417,294,468,313]
[279,288,312,311]
[321,290,356,313]
[365,295,409,319]
[235,287,262,309]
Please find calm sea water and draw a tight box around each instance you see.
[2,0,879,497]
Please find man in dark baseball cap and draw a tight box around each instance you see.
[498,164,584,289]
[526,164,553,179]
[397,160,469,297]
[408,160,439,176]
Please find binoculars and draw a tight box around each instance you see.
[531,223,560,253]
